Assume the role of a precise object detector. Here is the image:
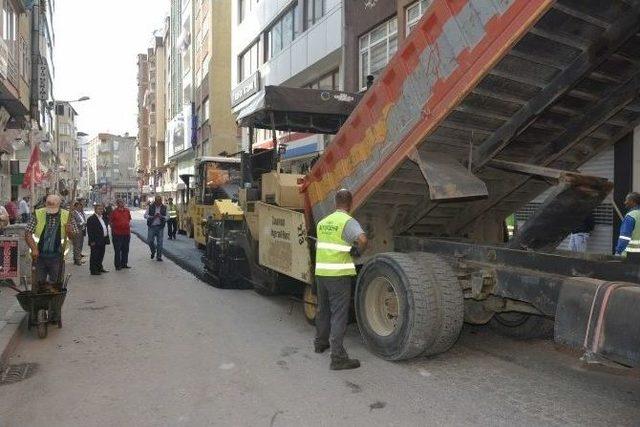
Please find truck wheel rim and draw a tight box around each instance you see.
[303,286,317,321]
[364,276,399,337]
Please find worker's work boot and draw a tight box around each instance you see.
[314,344,329,354]
[330,356,360,371]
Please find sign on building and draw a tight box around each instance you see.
[38,62,49,100]
[231,71,260,107]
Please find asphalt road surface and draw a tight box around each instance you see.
[0,235,639,426]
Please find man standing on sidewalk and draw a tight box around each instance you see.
[19,196,30,223]
[110,199,132,270]
[71,201,87,265]
[314,189,367,371]
[87,203,109,276]
[167,197,178,240]
[144,195,168,262]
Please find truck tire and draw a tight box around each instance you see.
[489,312,554,340]
[355,252,463,361]
[409,253,464,357]
[302,285,317,325]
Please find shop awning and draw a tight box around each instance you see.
[235,86,363,135]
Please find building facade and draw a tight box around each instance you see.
[136,52,150,197]
[138,0,239,206]
[54,101,78,196]
[0,0,56,204]
[230,0,344,173]
[87,133,138,204]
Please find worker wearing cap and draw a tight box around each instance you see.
[25,194,78,288]
[616,192,640,261]
[314,189,367,370]
[167,197,178,240]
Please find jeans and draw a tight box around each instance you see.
[148,225,164,259]
[569,232,589,253]
[167,218,177,238]
[314,276,352,359]
[113,234,130,268]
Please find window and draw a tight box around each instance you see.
[305,69,340,90]
[305,0,324,29]
[238,39,259,82]
[359,17,398,90]
[238,0,256,23]
[2,1,16,42]
[202,97,210,124]
[266,4,298,60]
[406,0,431,34]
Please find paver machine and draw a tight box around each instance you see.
[209,0,640,368]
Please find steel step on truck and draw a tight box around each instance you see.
[209,0,640,368]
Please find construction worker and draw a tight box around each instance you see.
[615,192,640,261]
[24,195,77,289]
[314,189,367,370]
[167,197,178,240]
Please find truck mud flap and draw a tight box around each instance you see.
[408,150,488,200]
[555,278,640,368]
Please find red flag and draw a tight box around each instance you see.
[21,145,43,189]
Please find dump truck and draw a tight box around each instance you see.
[206,0,640,368]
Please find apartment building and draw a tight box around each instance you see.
[0,0,56,203]
[136,52,150,195]
[160,0,192,204]
[230,0,343,172]
[54,101,79,194]
[87,133,138,204]
[193,0,238,158]
[140,35,168,196]
[140,0,238,205]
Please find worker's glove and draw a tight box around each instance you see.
[350,245,361,257]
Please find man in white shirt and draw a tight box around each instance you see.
[87,203,110,275]
[19,196,30,223]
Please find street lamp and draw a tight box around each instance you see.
[53,97,90,195]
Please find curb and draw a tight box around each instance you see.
[0,302,26,366]
[131,229,210,284]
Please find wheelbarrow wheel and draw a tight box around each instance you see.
[37,309,48,339]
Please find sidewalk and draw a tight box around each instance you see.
[130,219,208,282]
[0,286,25,366]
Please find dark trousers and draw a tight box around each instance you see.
[35,256,62,287]
[167,218,177,238]
[113,234,130,268]
[314,276,352,359]
[72,232,85,262]
[90,243,106,274]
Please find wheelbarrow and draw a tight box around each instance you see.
[16,276,69,339]
[11,254,71,339]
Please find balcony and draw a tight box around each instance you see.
[0,38,21,101]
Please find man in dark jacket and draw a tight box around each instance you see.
[87,203,110,275]
[144,195,168,261]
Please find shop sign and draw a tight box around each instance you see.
[231,71,260,107]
